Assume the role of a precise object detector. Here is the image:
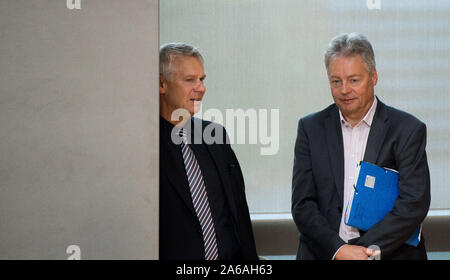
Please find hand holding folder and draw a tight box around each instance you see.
[344,161,421,247]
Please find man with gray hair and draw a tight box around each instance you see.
[159,43,258,260]
[292,33,430,260]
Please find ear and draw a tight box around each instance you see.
[159,75,167,95]
[371,68,378,86]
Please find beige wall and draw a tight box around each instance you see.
[0,0,159,259]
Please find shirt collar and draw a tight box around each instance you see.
[339,96,378,127]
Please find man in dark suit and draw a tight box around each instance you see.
[159,43,258,260]
[291,33,430,260]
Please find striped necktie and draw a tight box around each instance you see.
[179,128,219,260]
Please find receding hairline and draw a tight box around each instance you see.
[159,43,204,80]
[167,55,205,78]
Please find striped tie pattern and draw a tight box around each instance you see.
[179,128,219,260]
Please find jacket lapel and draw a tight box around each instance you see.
[197,121,240,223]
[363,99,390,164]
[205,143,240,223]
[325,106,345,204]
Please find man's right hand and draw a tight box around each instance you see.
[334,244,380,260]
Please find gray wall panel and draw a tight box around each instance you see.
[0,0,159,259]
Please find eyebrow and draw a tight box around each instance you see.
[329,74,361,79]
[184,74,206,79]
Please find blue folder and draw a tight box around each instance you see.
[344,161,421,247]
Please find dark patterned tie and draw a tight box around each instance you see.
[179,128,219,260]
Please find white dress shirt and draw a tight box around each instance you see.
[333,97,378,258]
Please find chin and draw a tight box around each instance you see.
[340,101,359,110]
[185,108,195,116]
[193,105,202,115]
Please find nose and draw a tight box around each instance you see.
[341,81,351,94]
[195,80,206,93]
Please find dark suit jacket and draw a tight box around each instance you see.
[160,117,258,260]
[292,98,431,260]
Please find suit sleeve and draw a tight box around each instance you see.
[291,119,345,259]
[355,122,431,258]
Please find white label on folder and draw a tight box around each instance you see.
[365,175,376,188]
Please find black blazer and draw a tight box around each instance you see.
[292,99,431,260]
[160,117,258,260]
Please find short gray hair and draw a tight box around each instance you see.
[324,33,376,74]
[159,43,204,81]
